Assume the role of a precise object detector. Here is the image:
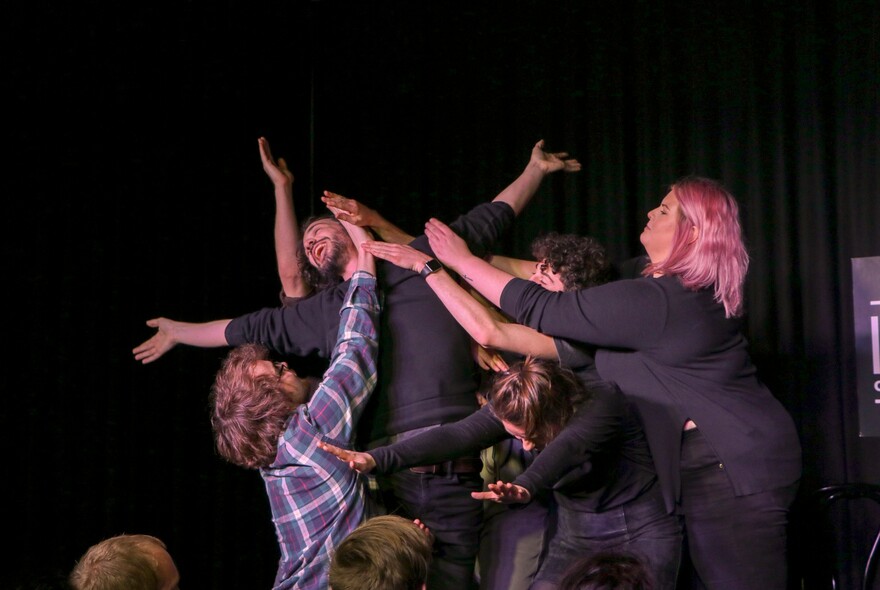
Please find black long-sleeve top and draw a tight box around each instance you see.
[370,380,656,513]
[225,202,513,446]
[500,274,802,512]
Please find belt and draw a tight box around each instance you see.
[410,457,483,475]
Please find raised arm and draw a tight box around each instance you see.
[491,139,581,216]
[361,241,557,359]
[132,318,231,364]
[259,137,311,299]
[306,262,379,439]
[322,191,415,245]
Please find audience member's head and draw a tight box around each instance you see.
[530,232,612,292]
[558,549,654,590]
[210,342,318,469]
[329,515,433,590]
[69,533,179,590]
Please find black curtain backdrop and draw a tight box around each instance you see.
[6,1,879,588]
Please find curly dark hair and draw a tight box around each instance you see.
[530,232,612,291]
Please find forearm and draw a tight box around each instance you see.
[487,255,536,279]
[313,273,379,436]
[425,271,556,357]
[370,407,505,473]
[173,319,232,347]
[445,254,515,308]
[370,215,415,245]
[273,180,310,298]
[492,161,548,216]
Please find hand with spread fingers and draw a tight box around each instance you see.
[529,139,582,175]
[321,191,377,227]
[471,480,532,504]
[317,440,377,473]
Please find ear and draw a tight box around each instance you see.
[688,225,699,244]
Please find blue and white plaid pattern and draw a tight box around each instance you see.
[261,272,379,590]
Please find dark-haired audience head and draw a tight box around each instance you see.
[529,232,612,292]
[487,356,583,451]
[558,550,654,590]
[69,534,179,590]
[298,214,352,290]
[329,515,433,590]
[210,343,317,469]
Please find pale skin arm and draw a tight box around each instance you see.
[259,137,311,298]
[321,191,415,245]
[471,480,532,504]
[485,255,538,280]
[492,139,581,216]
[132,318,231,364]
[361,241,557,358]
[424,218,517,309]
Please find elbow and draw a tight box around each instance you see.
[473,324,505,350]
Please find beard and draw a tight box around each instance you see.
[316,239,346,281]
[300,238,346,290]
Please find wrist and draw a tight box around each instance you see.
[420,258,443,278]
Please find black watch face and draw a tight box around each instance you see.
[422,259,442,276]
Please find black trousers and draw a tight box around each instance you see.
[678,428,799,590]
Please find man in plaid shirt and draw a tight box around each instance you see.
[209,220,379,590]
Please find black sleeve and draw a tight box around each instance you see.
[369,405,508,473]
[513,383,626,496]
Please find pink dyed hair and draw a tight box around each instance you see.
[644,176,749,317]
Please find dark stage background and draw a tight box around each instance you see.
[6,1,880,588]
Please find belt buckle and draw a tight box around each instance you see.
[410,464,440,474]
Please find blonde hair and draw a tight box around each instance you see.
[329,515,432,590]
[69,534,166,590]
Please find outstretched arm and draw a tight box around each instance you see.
[486,255,538,280]
[259,137,311,299]
[361,241,557,358]
[132,318,231,364]
[322,191,415,245]
[491,139,581,216]
[424,218,518,309]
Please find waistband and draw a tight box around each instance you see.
[410,456,483,475]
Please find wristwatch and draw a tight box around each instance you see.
[420,258,443,278]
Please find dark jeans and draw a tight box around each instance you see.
[378,469,485,590]
[679,428,799,590]
[478,495,553,590]
[531,480,683,590]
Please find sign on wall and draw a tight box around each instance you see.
[852,256,880,437]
